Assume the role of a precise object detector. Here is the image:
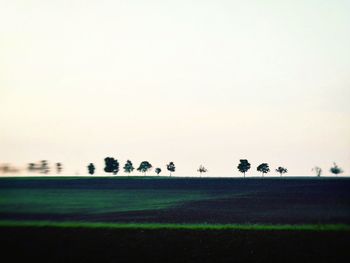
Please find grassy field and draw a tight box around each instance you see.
[1,176,349,262]
[1,220,350,231]
[0,188,214,214]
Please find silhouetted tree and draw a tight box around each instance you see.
[104,157,119,175]
[88,163,95,175]
[155,167,161,176]
[312,166,322,177]
[0,164,19,174]
[330,163,343,176]
[40,160,49,174]
[276,166,287,176]
[56,163,62,174]
[257,163,270,177]
[137,161,152,175]
[123,160,134,174]
[28,163,36,172]
[237,159,250,178]
[0,164,10,173]
[197,165,208,177]
[167,162,176,176]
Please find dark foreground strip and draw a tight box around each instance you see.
[1,224,350,263]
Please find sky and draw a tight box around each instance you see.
[0,0,349,176]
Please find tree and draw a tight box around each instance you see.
[137,161,152,175]
[197,165,208,177]
[56,163,62,174]
[40,160,49,174]
[330,163,343,176]
[123,160,134,174]
[167,162,176,176]
[257,163,270,177]
[312,166,322,177]
[88,163,95,175]
[0,164,12,173]
[155,167,161,176]
[104,157,119,175]
[28,163,36,172]
[276,167,287,176]
[237,159,250,178]
[0,164,19,174]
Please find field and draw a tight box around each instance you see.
[1,176,350,262]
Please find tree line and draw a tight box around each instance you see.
[0,159,344,177]
[26,161,61,174]
[85,158,342,177]
[87,158,176,176]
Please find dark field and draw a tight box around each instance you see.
[1,176,350,224]
[1,176,350,262]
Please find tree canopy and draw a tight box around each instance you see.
[237,159,251,177]
[88,163,95,175]
[137,161,152,175]
[330,163,343,175]
[155,167,161,175]
[123,160,134,174]
[167,162,176,176]
[257,163,270,177]
[56,163,62,174]
[41,160,49,174]
[104,157,119,175]
[197,165,208,177]
[276,167,288,176]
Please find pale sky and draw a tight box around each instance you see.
[0,0,349,176]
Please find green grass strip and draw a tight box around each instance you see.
[0,220,349,231]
